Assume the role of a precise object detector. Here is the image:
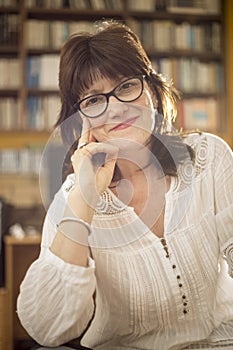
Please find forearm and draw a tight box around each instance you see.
[50,231,89,267]
[50,188,97,267]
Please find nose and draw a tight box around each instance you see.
[107,96,129,119]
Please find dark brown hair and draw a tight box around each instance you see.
[55,20,194,180]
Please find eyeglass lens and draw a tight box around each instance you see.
[79,77,143,118]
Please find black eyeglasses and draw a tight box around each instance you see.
[74,75,145,118]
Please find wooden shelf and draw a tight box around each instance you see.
[3,234,41,350]
[127,10,222,22]
[180,92,222,99]
[26,48,61,55]
[25,47,222,61]
[4,234,41,246]
[27,88,59,95]
[24,8,222,23]
[0,6,19,13]
[0,89,19,97]
[0,47,19,55]
[0,173,42,207]
[26,8,125,21]
[0,130,51,148]
[147,49,222,61]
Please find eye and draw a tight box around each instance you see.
[120,82,133,91]
[117,79,140,95]
[82,95,105,108]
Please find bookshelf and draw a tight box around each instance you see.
[0,1,231,139]
[0,2,232,349]
[0,0,231,204]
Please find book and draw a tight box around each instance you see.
[0,98,19,130]
[39,54,59,89]
[167,0,220,14]
[0,148,43,174]
[127,0,155,11]
[26,95,60,130]
[179,98,218,131]
[152,57,222,94]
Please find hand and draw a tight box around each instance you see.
[70,118,118,207]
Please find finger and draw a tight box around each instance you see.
[84,142,119,157]
[81,117,91,136]
[105,149,118,163]
[78,118,91,148]
[103,158,117,172]
[96,158,117,191]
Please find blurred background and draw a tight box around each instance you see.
[0,0,232,349]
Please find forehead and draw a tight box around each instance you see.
[82,75,124,97]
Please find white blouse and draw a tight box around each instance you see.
[17,133,233,350]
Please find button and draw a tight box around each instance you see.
[172,265,176,269]
[183,309,187,314]
[176,275,181,279]
[183,302,187,306]
[182,295,186,299]
[179,283,183,287]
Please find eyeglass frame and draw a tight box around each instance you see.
[73,75,147,118]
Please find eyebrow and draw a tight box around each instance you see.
[83,77,124,99]
[85,88,102,96]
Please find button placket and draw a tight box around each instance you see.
[160,237,189,315]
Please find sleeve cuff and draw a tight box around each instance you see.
[43,246,95,283]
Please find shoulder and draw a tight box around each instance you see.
[183,132,232,164]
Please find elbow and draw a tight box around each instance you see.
[17,297,60,347]
[17,293,94,347]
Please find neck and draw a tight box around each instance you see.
[115,143,152,178]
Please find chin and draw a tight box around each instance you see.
[106,133,151,152]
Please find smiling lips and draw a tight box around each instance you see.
[110,117,138,131]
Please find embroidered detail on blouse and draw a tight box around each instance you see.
[64,178,75,192]
[63,175,126,216]
[173,135,209,193]
[224,243,233,278]
[194,138,209,176]
[95,190,127,216]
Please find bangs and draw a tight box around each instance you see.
[70,33,146,101]
[72,56,142,100]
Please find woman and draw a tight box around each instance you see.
[17,21,233,350]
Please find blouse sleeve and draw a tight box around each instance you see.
[213,135,233,277]
[17,174,96,347]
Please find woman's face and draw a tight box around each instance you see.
[79,75,157,149]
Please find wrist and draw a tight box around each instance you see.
[67,187,98,224]
[57,217,91,245]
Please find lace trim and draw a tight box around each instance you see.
[174,134,210,192]
[64,177,126,216]
[95,190,127,216]
[224,243,233,278]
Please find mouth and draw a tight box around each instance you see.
[109,117,138,132]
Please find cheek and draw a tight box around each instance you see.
[87,114,108,129]
[143,89,156,109]
[90,124,109,142]
[134,94,156,132]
